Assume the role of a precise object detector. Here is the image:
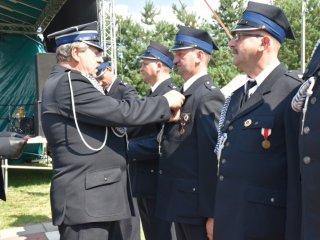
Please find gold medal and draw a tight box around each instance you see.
[179,126,185,135]
[262,139,271,149]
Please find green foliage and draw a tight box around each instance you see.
[115,0,319,95]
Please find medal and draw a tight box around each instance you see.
[179,125,185,135]
[261,128,271,149]
[262,139,271,149]
[244,119,252,127]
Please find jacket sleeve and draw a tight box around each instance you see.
[49,73,171,127]
[197,88,224,218]
[128,133,159,162]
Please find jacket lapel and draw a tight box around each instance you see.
[151,78,171,97]
[227,63,287,124]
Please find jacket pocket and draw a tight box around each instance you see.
[175,179,199,218]
[244,186,286,239]
[85,168,121,190]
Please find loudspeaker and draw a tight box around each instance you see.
[34,53,56,136]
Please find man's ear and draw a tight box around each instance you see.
[71,47,81,62]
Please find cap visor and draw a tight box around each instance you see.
[82,40,103,51]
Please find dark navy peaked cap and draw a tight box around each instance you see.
[233,1,295,43]
[47,21,103,51]
[140,40,174,69]
[171,25,218,54]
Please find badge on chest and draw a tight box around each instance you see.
[179,113,191,136]
[261,128,272,149]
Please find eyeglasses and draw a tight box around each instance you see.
[232,33,263,41]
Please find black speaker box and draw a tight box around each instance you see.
[34,53,56,136]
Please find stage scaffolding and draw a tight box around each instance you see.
[97,0,117,75]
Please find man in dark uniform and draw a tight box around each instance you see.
[128,40,178,240]
[291,40,320,240]
[96,59,141,240]
[213,2,302,240]
[155,26,225,240]
[41,21,184,240]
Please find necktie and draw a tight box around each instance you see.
[244,80,257,102]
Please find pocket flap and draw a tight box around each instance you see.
[176,179,198,193]
[85,168,121,190]
[246,186,285,207]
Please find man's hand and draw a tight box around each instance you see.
[206,218,214,240]
[169,109,180,122]
[163,90,185,109]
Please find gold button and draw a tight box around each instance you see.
[303,156,311,164]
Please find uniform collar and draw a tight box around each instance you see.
[151,77,171,93]
[183,71,207,92]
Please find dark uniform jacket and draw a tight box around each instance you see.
[299,70,320,240]
[107,77,138,101]
[41,64,171,226]
[128,78,178,197]
[214,63,302,240]
[155,74,224,224]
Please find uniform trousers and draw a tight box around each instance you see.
[138,197,176,240]
[174,222,207,240]
[58,221,121,240]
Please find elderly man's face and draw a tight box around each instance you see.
[77,45,103,76]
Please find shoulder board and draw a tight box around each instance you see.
[169,83,178,90]
[285,70,304,83]
[204,80,216,91]
[119,80,129,86]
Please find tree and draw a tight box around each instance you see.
[141,1,160,25]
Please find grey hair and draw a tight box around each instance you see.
[56,41,88,63]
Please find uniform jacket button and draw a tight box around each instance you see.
[270,197,275,203]
[150,169,154,173]
[303,126,310,134]
[228,125,234,131]
[225,142,230,147]
[303,156,311,165]
[221,159,226,164]
[159,169,163,174]
[219,175,224,181]
[310,97,317,104]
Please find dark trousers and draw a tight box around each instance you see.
[58,221,121,240]
[0,160,5,201]
[138,197,176,240]
[117,197,141,240]
[175,222,207,240]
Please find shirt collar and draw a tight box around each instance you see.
[253,59,280,87]
[106,76,117,92]
[151,77,170,93]
[183,71,207,92]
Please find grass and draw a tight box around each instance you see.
[0,167,146,239]
[0,168,52,229]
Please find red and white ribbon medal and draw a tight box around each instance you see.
[261,128,271,149]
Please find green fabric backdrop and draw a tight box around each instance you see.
[0,34,45,133]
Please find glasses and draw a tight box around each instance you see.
[232,33,263,41]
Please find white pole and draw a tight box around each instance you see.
[301,0,306,72]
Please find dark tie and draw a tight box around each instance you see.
[245,80,257,102]
[241,79,257,107]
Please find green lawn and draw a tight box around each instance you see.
[0,168,146,239]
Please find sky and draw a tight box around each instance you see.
[114,0,273,24]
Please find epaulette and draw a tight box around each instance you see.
[285,70,304,83]
[169,83,178,90]
[119,80,129,86]
[204,80,216,91]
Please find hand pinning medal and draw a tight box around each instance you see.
[261,128,271,149]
